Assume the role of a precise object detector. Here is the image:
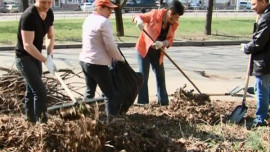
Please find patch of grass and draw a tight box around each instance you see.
[246,129,268,151]
[0,16,256,46]
[0,21,19,45]
[177,17,255,40]
[54,19,84,43]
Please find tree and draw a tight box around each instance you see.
[114,0,128,36]
[205,0,214,35]
[159,0,164,9]
[22,0,29,11]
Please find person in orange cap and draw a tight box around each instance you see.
[79,0,124,116]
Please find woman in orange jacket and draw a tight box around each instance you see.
[134,0,184,105]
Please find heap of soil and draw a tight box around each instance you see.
[128,86,229,125]
[1,67,269,151]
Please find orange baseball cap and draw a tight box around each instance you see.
[95,0,118,8]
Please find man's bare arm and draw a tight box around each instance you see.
[21,30,46,62]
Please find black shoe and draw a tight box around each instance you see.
[246,119,267,130]
[25,117,36,123]
[133,103,149,107]
[25,114,36,123]
[158,102,169,106]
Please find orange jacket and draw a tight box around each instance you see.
[134,9,179,64]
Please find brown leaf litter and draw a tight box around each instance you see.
[0,67,269,151]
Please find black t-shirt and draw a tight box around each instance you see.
[157,22,170,41]
[15,6,54,57]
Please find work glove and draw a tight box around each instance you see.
[45,54,57,75]
[240,43,246,53]
[152,41,167,50]
[120,56,125,63]
[134,17,144,31]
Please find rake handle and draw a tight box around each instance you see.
[55,72,77,104]
[242,55,252,105]
[242,16,260,105]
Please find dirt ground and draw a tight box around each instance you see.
[0,45,270,151]
[0,67,269,152]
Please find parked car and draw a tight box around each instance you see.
[246,2,251,9]
[80,2,95,12]
[1,3,19,13]
[239,1,251,10]
[188,3,200,10]
[155,0,168,8]
[200,3,207,10]
[122,0,157,14]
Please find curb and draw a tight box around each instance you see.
[0,40,249,51]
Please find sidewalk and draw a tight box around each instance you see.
[0,41,254,103]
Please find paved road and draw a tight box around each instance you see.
[0,45,254,102]
[0,11,257,21]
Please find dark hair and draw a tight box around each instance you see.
[258,0,269,3]
[169,0,184,16]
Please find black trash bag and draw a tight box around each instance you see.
[111,50,143,115]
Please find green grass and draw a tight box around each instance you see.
[0,16,256,46]
[54,19,84,43]
[246,129,270,151]
[0,21,19,45]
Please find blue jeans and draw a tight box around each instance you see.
[137,48,169,104]
[15,56,48,123]
[254,74,270,122]
[80,61,118,115]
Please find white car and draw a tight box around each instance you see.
[239,1,251,10]
[80,2,95,12]
[1,3,19,13]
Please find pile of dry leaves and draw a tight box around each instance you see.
[0,66,84,114]
[0,67,269,151]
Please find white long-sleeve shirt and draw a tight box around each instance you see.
[79,13,124,65]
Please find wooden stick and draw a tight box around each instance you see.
[54,72,77,104]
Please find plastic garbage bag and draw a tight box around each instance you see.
[111,50,143,114]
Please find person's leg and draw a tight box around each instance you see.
[25,84,35,122]
[32,59,47,123]
[137,51,150,104]
[87,64,117,115]
[269,85,270,113]
[148,49,169,105]
[80,61,97,100]
[15,57,47,123]
[254,74,270,123]
[16,58,35,122]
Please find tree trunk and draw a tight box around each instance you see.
[159,0,163,9]
[22,0,29,11]
[205,0,214,35]
[115,8,124,36]
[114,0,128,36]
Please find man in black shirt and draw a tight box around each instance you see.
[241,0,270,127]
[15,0,56,124]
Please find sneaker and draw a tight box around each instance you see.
[246,118,267,129]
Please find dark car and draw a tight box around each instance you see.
[122,0,157,13]
[188,3,201,10]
